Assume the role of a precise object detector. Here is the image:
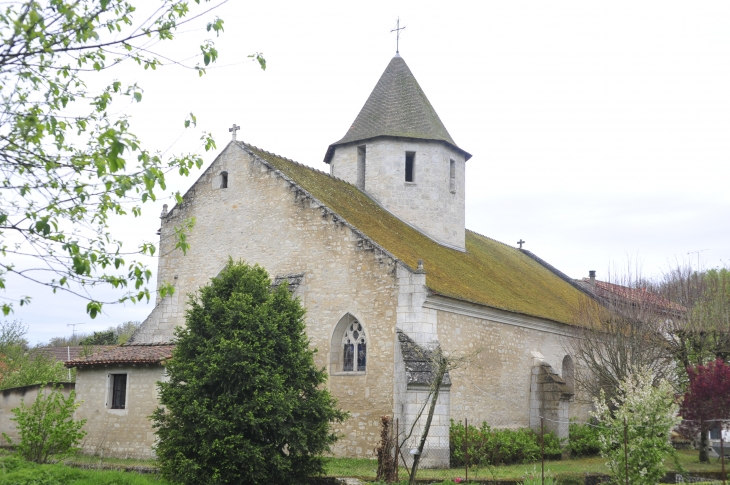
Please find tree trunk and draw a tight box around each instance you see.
[409,356,447,485]
[699,422,709,463]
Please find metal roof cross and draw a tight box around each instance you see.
[229,123,240,141]
[391,17,406,54]
[517,239,525,249]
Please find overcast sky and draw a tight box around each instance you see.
[7,0,730,344]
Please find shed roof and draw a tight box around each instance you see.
[65,344,174,368]
[243,143,588,326]
[324,55,470,163]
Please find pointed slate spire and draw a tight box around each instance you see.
[324,55,471,163]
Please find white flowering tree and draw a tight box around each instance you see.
[592,370,680,485]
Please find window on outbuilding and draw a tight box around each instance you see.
[405,152,415,182]
[111,374,127,409]
[220,171,228,189]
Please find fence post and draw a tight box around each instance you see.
[624,417,629,485]
[465,417,468,483]
[395,418,399,483]
[721,432,726,485]
[541,416,545,485]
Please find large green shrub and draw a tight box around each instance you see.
[450,420,562,466]
[152,260,347,485]
[3,384,86,463]
[566,421,601,457]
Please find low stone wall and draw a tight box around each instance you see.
[0,382,75,444]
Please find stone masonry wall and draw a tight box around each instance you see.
[75,365,165,459]
[144,142,400,458]
[0,383,75,445]
[430,298,593,429]
[330,138,466,250]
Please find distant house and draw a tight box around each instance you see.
[34,346,115,364]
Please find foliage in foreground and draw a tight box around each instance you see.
[565,421,601,458]
[593,370,680,485]
[3,385,86,463]
[450,420,562,466]
[153,260,347,485]
[0,0,265,318]
[679,358,730,463]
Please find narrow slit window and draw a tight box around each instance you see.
[405,152,415,182]
[357,146,366,190]
[111,374,127,409]
[220,171,228,189]
[449,159,456,193]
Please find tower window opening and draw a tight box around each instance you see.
[449,159,455,193]
[357,145,366,190]
[220,171,228,189]
[405,152,415,182]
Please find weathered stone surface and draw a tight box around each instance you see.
[330,138,466,250]
[75,365,164,459]
[0,383,75,443]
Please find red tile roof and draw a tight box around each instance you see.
[65,344,174,368]
[34,346,116,363]
[582,278,686,313]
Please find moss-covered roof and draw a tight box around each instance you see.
[244,143,586,326]
[324,55,470,163]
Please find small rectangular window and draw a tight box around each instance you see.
[111,374,127,409]
[405,152,415,182]
[449,159,456,193]
[357,146,366,190]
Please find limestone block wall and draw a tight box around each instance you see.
[396,265,437,345]
[330,138,466,250]
[427,296,593,429]
[74,365,165,459]
[0,383,75,445]
[144,142,401,458]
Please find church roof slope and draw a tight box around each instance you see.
[324,55,471,163]
[244,143,587,326]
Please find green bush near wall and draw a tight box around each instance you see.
[450,420,563,466]
[565,421,601,458]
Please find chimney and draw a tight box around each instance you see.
[589,270,596,285]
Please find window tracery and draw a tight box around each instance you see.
[342,319,366,372]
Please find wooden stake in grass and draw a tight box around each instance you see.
[624,417,629,485]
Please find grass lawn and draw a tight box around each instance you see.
[0,456,169,485]
[324,450,728,482]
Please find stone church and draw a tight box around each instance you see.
[67,54,593,462]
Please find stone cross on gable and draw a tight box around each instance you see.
[229,124,240,141]
[517,239,525,249]
[391,17,406,54]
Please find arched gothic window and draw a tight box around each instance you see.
[342,319,366,371]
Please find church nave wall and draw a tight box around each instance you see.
[149,142,401,458]
[433,305,593,430]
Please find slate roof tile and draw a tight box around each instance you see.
[324,55,470,163]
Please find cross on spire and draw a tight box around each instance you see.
[391,17,406,54]
[229,123,240,141]
[517,239,525,249]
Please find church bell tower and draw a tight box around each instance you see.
[324,54,471,251]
